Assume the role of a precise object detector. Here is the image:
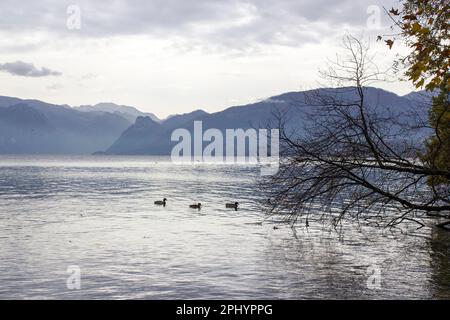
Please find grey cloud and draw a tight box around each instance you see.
[0,0,397,49]
[0,61,62,77]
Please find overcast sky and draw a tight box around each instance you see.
[0,0,413,117]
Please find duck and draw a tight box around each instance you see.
[226,202,239,210]
[154,198,167,206]
[189,203,202,209]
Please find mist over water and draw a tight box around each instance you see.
[0,155,449,299]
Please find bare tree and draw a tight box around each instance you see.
[264,36,450,230]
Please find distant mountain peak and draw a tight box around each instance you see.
[75,102,160,123]
[164,109,208,120]
[135,115,160,127]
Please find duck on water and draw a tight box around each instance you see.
[155,200,240,211]
[226,202,239,210]
[154,198,167,206]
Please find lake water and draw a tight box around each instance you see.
[0,155,449,299]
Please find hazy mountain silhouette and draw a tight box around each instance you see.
[75,103,160,123]
[162,110,209,129]
[0,87,429,155]
[104,87,429,155]
[403,90,438,105]
[106,116,165,155]
[0,96,132,154]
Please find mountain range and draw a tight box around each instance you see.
[74,103,160,123]
[0,88,430,155]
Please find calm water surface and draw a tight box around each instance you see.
[0,155,449,299]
